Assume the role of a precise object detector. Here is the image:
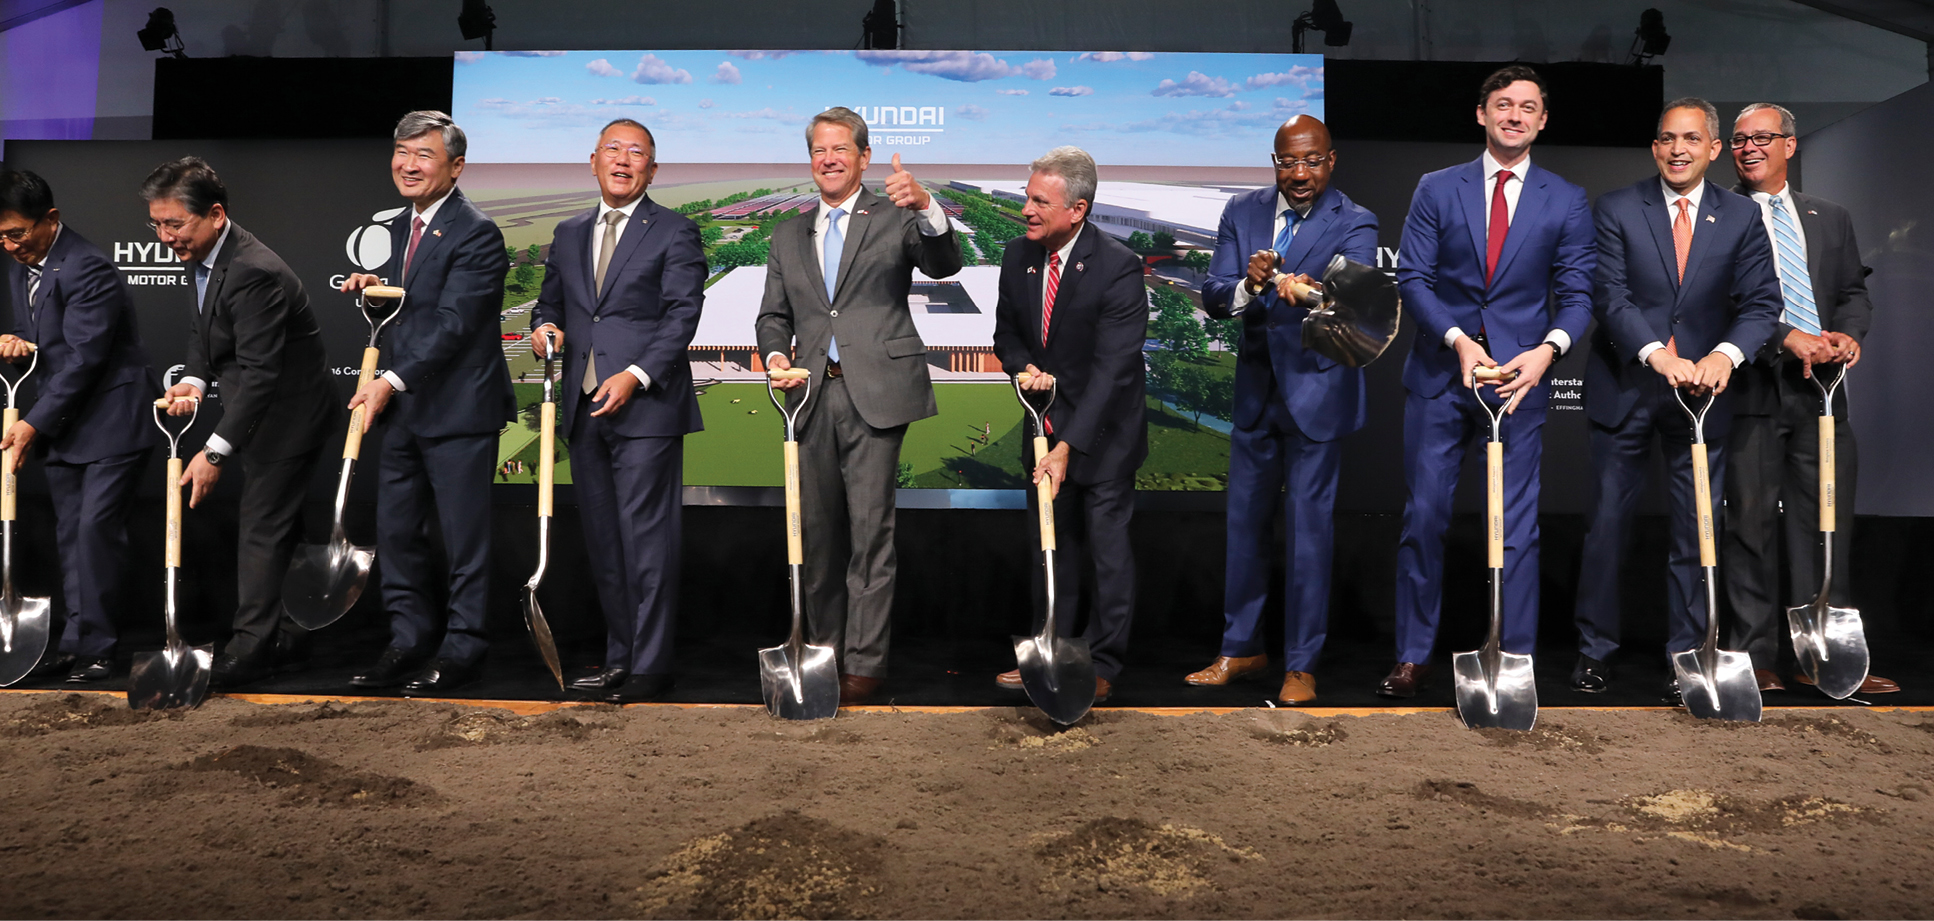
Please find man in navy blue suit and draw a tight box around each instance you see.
[1192,115,1377,705]
[339,111,516,695]
[1572,98,1781,696]
[531,119,705,703]
[0,168,161,683]
[1381,66,1597,699]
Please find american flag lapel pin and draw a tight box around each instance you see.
[1807,210,1818,215]
[433,229,444,236]
[1075,262,1085,272]
[856,209,869,216]
[1705,215,1715,223]
[1027,266,1038,274]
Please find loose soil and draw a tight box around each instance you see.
[1,692,1931,919]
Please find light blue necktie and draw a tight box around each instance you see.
[1769,195,1821,335]
[823,207,844,362]
[1265,208,1301,303]
[194,262,210,313]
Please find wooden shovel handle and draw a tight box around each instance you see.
[1819,415,1835,533]
[166,456,183,569]
[783,441,804,565]
[1033,436,1056,551]
[768,368,809,381]
[363,285,406,301]
[1473,367,1518,384]
[343,346,381,460]
[537,400,555,517]
[1,406,15,522]
[1691,443,1716,568]
[1486,441,1504,569]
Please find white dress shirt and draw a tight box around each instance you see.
[381,187,456,393]
[532,196,654,390]
[179,221,235,458]
[765,187,949,367]
[1634,180,1745,368]
[1443,152,1572,355]
[1228,191,1311,314]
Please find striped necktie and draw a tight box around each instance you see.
[1266,208,1300,302]
[1768,195,1822,335]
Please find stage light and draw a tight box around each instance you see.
[457,0,496,50]
[1629,8,1671,65]
[1292,0,1353,54]
[137,7,187,59]
[861,0,901,50]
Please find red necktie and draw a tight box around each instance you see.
[402,216,426,282]
[1665,198,1693,357]
[1041,252,1061,346]
[1484,169,1513,286]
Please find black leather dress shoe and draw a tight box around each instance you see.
[604,673,674,703]
[27,652,77,681]
[272,629,311,667]
[210,652,274,689]
[1570,654,1611,693]
[570,666,630,691]
[66,657,112,683]
[402,658,482,696]
[349,647,420,688]
[1663,676,1683,704]
[1376,662,1430,699]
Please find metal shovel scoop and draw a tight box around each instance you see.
[128,395,214,710]
[1785,362,1868,699]
[0,344,51,687]
[1011,372,1096,726]
[1270,253,1403,368]
[1670,387,1762,722]
[1452,367,1537,730]
[758,367,838,720]
[520,329,564,690]
[282,285,404,630]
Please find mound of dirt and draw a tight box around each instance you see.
[635,812,886,920]
[227,700,393,727]
[1030,816,1260,898]
[416,707,615,750]
[183,744,432,806]
[0,693,183,736]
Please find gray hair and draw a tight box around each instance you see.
[599,118,658,161]
[1659,97,1720,141]
[394,110,468,160]
[1030,146,1098,209]
[806,107,868,152]
[1736,102,1797,138]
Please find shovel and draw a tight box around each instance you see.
[1011,371,1096,726]
[1270,253,1403,368]
[519,329,564,690]
[758,367,838,720]
[0,344,51,687]
[1785,362,1868,699]
[127,395,214,710]
[1451,367,1537,730]
[1669,387,1762,722]
[282,285,404,630]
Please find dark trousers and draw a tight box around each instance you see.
[225,447,325,660]
[798,376,905,679]
[1024,452,1136,682]
[1723,358,1858,669]
[375,426,496,664]
[1575,389,1727,659]
[570,398,682,675]
[1221,394,1341,671]
[1393,387,1545,663]
[45,448,150,659]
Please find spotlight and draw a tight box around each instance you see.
[457,0,496,50]
[136,7,186,59]
[1292,0,1353,54]
[1629,8,1671,65]
[861,0,901,50]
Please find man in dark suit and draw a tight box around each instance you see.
[1573,98,1782,695]
[142,157,338,689]
[1722,103,1897,695]
[339,111,515,695]
[1192,115,1377,705]
[1382,66,1597,698]
[531,119,705,704]
[990,146,1148,702]
[0,168,160,683]
[755,107,964,705]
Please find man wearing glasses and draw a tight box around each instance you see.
[1191,115,1377,705]
[1721,104,1897,696]
[530,119,706,703]
[0,169,161,683]
[1381,65,1595,699]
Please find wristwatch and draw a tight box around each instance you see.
[204,449,225,467]
[1543,341,1563,359]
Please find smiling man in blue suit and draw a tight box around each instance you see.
[1192,115,1376,705]
[531,119,705,704]
[1381,66,1597,699]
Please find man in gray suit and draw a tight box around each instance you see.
[755,106,964,704]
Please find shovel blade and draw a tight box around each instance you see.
[1012,633,1097,726]
[1670,647,1763,722]
[1450,648,1538,731]
[521,592,564,691]
[126,643,214,710]
[281,540,373,631]
[0,593,53,687]
[757,642,839,720]
[1786,601,1869,699]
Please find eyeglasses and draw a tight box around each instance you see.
[1728,132,1790,150]
[1271,153,1331,172]
[0,215,46,244]
[146,213,204,234]
[598,142,652,162]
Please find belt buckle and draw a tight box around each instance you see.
[825,360,843,379]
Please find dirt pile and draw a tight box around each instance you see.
[635,812,885,919]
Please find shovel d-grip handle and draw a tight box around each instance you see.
[768,368,809,381]
[343,346,381,461]
[1472,366,1518,384]
[1692,443,1717,568]
[1819,414,1835,533]
[362,285,406,301]
[165,456,183,569]
[1,407,15,522]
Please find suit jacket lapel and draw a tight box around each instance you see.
[1280,187,1337,272]
[1459,159,1489,275]
[399,189,465,292]
[1492,166,1548,283]
[596,197,660,306]
[1639,183,1680,295]
[797,203,831,308]
[200,223,244,355]
[1677,181,1721,300]
[1246,190,1274,261]
[1024,238,1046,343]
[1794,193,1830,325]
[1044,225,1096,349]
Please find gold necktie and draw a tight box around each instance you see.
[586,209,625,394]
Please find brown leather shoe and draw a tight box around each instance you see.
[1185,654,1270,686]
[838,673,882,705]
[995,668,1023,689]
[1278,671,1316,704]
[1095,676,1112,703]
[1793,671,1900,695]
[1754,669,1786,692]
[1377,662,1431,699]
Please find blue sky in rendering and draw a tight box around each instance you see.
[452,50,1324,166]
